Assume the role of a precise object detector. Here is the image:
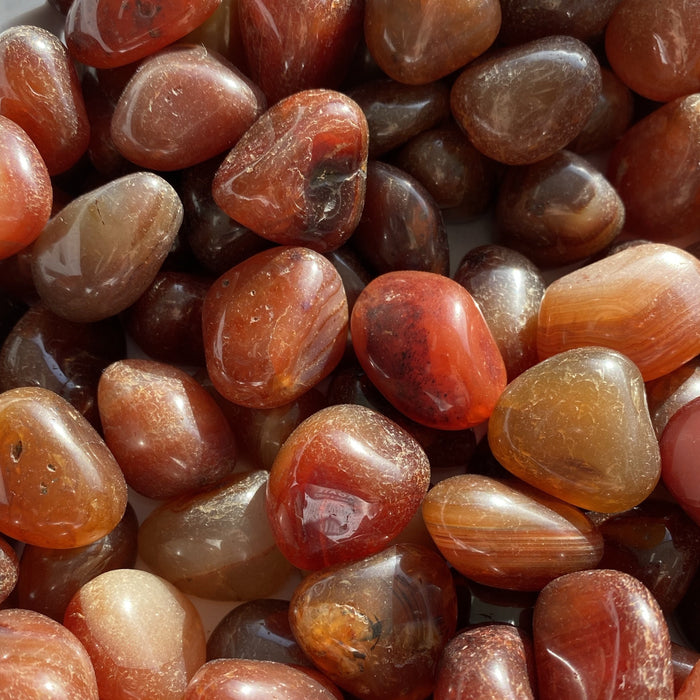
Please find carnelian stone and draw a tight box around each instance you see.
[267,404,430,570]
[0,304,125,429]
[202,246,348,409]
[213,89,368,252]
[423,474,603,591]
[65,0,222,68]
[660,397,700,528]
[678,661,700,700]
[488,347,661,513]
[17,503,138,622]
[350,161,450,275]
[647,357,700,438]
[98,358,237,500]
[434,624,536,700]
[673,644,700,696]
[239,0,364,104]
[347,78,450,158]
[589,499,700,613]
[0,26,89,175]
[184,658,341,699]
[534,570,674,699]
[350,270,507,430]
[605,0,700,103]
[454,244,545,380]
[111,44,266,171]
[451,36,601,165]
[537,243,700,381]
[0,386,127,548]
[496,150,625,267]
[289,543,458,700]
[207,599,309,665]
[0,534,17,605]
[138,470,294,600]
[0,608,99,698]
[0,116,52,259]
[32,172,183,323]
[364,0,501,85]
[64,569,207,700]
[607,95,700,243]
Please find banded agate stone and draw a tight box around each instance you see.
[488,347,660,513]
[537,243,700,381]
[534,570,674,699]
[422,474,603,591]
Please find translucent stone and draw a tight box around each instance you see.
[488,347,661,513]
[346,78,450,158]
[0,387,128,548]
[454,244,545,380]
[677,660,700,699]
[364,0,501,85]
[646,357,700,438]
[0,26,89,175]
[207,599,309,665]
[451,36,601,165]
[64,569,207,700]
[422,474,603,591]
[31,172,184,323]
[350,270,507,429]
[607,95,700,244]
[673,644,700,696]
[238,0,364,104]
[213,89,368,252]
[496,150,625,267]
[0,116,52,259]
[537,243,700,381]
[434,624,536,699]
[267,403,431,570]
[0,534,17,605]
[0,608,99,698]
[184,658,342,699]
[98,358,237,500]
[111,44,266,171]
[350,161,450,275]
[137,470,294,600]
[605,0,700,103]
[17,503,138,622]
[289,543,458,700]
[202,246,348,409]
[65,0,222,68]
[534,569,674,699]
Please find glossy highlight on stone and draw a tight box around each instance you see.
[488,347,661,513]
[111,44,266,171]
[202,246,348,409]
[537,243,700,381]
[65,0,222,68]
[289,543,458,700]
[423,474,603,591]
[0,386,127,548]
[31,172,184,323]
[451,35,601,165]
[267,403,431,570]
[350,270,507,430]
[364,0,501,85]
[213,89,368,252]
[534,569,674,699]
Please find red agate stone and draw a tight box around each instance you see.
[451,35,601,165]
[0,387,127,548]
[65,0,222,68]
[660,396,700,528]
[350,270,507,430]
[202,246,348,409]
[0,26,89,175]
[239,0,364,104]
[534,570,674,699]
[364,0,501,85]
[213,89,368,252]
[537,243,700,381]
[266,403,431,570]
